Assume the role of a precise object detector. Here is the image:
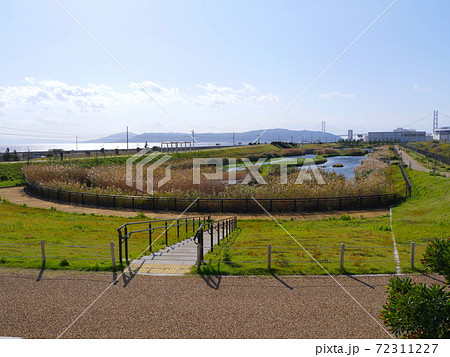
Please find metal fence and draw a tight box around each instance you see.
[117,215,210,263]
[25,180,402,213]
[194,216,238,268]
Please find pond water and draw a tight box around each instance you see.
[315,155,365,179]
[227,154,366,179]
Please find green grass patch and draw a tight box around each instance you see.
[195,215,397,275]
[0,199,203,271]
[0,162,25,185]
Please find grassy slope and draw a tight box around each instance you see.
[392,169,450,271]
[0,162,25,187]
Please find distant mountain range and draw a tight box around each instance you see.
[86,128,342,144]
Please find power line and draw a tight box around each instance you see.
[0,126,91,139]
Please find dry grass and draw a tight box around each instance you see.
[24,158,396,199]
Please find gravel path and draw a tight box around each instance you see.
[0,268,444,339]
[0,187,389,220]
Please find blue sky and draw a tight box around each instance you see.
[1,0,450,143]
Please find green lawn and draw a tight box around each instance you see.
[197,215,397,275]
[0,198,205,271]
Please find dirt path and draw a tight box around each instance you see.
[1,268,444,339]
[0,186,389,220]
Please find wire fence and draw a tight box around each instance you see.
[0,240,116,268]
[402,144,450,166]
[198,242,426,271]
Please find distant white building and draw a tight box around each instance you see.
[347,129,353,141]
[433,127,450,141]
[367,129,426,143]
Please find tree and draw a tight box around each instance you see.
[2,148,11,162]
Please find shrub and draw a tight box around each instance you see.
[421,238,450,284]
[59,259,70,267]
[380,276,450,338]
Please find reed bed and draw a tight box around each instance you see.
[24,155,397,199]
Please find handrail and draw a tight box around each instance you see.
[117,216,209,231]
[117,215,211,264]
[194,216,238,268]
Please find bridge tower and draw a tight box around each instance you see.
[321,121,326,132]
[433,111,439,133]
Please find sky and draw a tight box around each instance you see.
[1,0,450,144]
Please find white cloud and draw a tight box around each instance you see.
[317,91,355,99]
[413,83,432,92]
[194,82,278,107]
[129,81,186,105]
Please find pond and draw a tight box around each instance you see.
[315,155,365,179]
[227,154,366,179]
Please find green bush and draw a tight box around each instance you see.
[421,238,450,284]
[380,276,450,338]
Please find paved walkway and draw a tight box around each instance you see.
[396,146,450,177]
[129,228,224,275]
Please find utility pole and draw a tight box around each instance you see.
[192,130,195,148]
[126,126,129,150]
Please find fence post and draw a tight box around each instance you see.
[149,223,152,252]
[165,220,168,245]
[196,243,202,269]
[118,230,123,266]
[124,226,128,263]
[110,241,116,271]
[40,239,46,265]
[340,243,345,270]
[211,223,214,248]
[177,219,180,239]
[411,242,416,269]
[267,244,272,271]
